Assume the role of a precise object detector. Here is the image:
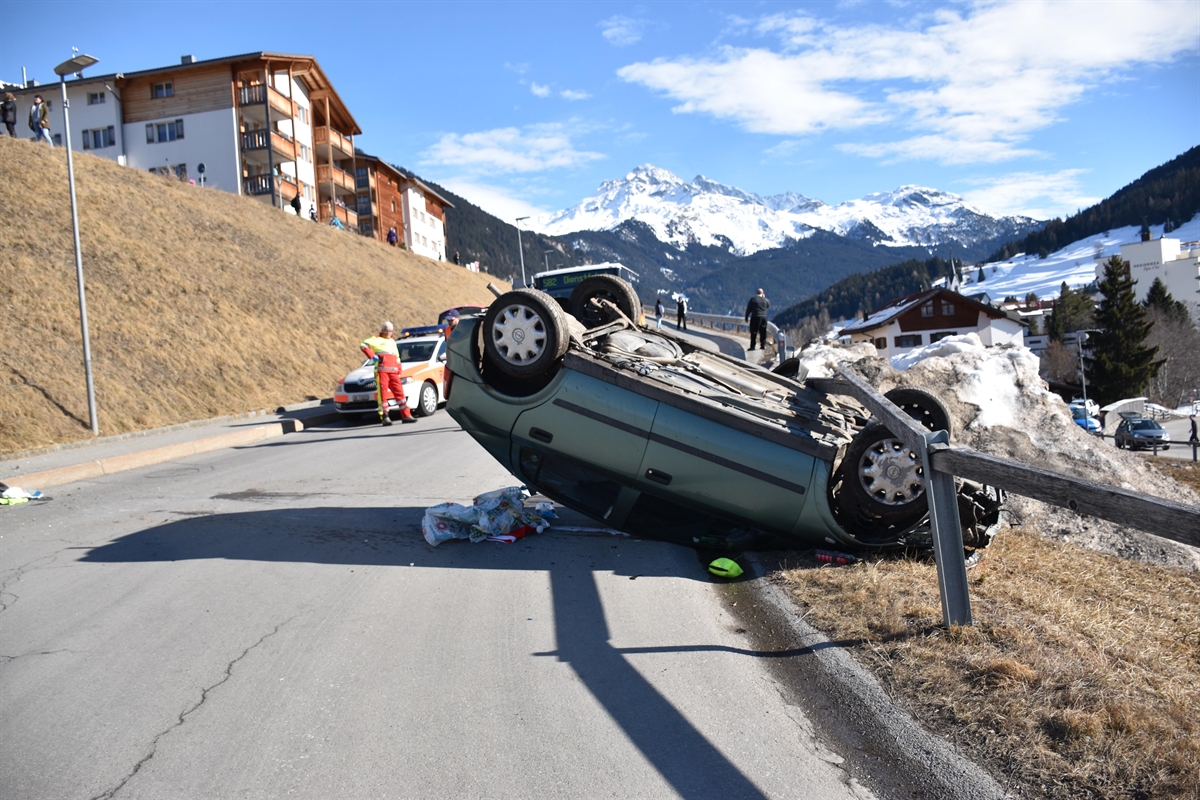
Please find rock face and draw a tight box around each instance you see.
[800,336,1200,570]
[531,165,1044,257]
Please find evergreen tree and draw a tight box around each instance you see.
[977,265,986,282]
[1085,256,1164,405]
[1047,282,1095,341]
[1143,277,1190,326]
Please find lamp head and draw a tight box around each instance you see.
[54,54,99,78]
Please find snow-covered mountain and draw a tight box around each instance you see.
[530,165,1043,257]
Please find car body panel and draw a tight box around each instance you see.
[1115,417,1170,450]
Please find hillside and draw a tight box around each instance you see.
[0,138,501,456]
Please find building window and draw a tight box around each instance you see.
[297,106,308,124]
[152,82,174,98]
[359,222,373,236]
[873,337,886,350]
[357,195,371,214]
[298,143,310,162]
[895,334,922,348]
[87,92,105,105]
[146,119,184,143]
[82,126,116,150]
[920,303,934,317]
[390,200,396,213]
[930,332,956,343]
[941,301,955,315]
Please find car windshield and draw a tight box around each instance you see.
[399,342,437,362]
[1071,407,1087,420]
[1132,420,1163,431]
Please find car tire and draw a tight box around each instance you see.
[483,288,570,379]
[843,422,928,518]
[415,381,438,417]
[568,275,641,328]
[884,388,952,436]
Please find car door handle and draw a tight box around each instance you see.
[529,427,553,443]
[645,468,672,486]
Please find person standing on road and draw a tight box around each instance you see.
[1189,414,1197,444]
[290,193,302,215]
[745,288,771,351]
[1,93,17,137]
[360,322,416,426]
[676,296,688,331]
[441,309,460,339]
[28,95,51,144]
[654,296,665,330]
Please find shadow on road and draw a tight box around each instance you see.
[80,506,780,799]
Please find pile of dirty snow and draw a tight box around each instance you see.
[799,335,1200,570]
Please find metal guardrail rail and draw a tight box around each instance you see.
[811,366,1200,627]
[643,307,794,361]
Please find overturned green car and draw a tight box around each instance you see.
[444,277,1001,551]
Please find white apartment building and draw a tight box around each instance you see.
[1096,232,1200,305]
[10,52,359,224]
[400,177,452,261]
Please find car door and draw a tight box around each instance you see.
[634,403,816,536]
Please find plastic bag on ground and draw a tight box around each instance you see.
[422,487,556,546]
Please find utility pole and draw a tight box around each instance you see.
[514,216,529,287]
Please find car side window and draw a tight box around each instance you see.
[437,340,447,361]
[518,447,621,519]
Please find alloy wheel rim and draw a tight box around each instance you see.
[858,436,925,506]
[492,303,547,365]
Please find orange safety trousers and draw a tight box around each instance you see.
[372,353,407,419]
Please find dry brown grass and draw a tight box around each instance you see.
[0,137,503,455]
[1153,462,1200,494]
[776,532,1200,798]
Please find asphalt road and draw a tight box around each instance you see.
[0,414,872,800]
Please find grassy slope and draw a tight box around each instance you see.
[0,137,502,455]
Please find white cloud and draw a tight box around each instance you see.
[601,15,644,46]
[560,89,591,101]
[421,123,605,174]
[619,1,1200,165]
[960,169,1100,220]
[531,82,551,98]
[434,178,549,222]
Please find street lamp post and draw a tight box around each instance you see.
[514,216,530,288]
[54,51,100,436]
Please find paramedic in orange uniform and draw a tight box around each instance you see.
[360,322,416,426]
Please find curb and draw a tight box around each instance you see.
[741,554,1011,800]
[12,420,305,490]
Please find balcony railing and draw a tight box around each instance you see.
[240,129,296,163]
[316,163,355,194]
[314,126,354,158]
[237,83,297,120]
[243,174,298,202]
[319,201,359,228]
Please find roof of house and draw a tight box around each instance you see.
[841,287,1021,335]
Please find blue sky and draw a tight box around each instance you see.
[3,0,1197,223]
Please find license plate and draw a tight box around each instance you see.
[350,393,374,402]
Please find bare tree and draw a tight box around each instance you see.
[1040,339,1080,385]
[1145,308,1200,407]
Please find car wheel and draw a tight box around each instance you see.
[568,275,641,328]
[843,423,928,518]
[885,388,952,436]
[415,381,438,417]
[483,288,570,379]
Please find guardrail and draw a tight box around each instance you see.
[810,366,1200,627]
[643,307,794,361]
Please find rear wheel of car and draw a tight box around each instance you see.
[483,288,570,379]
[884,388,952,436]
[568,275,642,328]
[843,423,928,518]
[415,381,438,417]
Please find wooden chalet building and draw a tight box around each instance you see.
[840,287,1025,359]
[354,154,454,260]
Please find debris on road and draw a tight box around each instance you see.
[422,487,555,546]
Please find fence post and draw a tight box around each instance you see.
[922,432,972,626]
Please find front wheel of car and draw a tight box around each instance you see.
[843,423,928,518]
[415,381,438,417]
[483,288,570,379]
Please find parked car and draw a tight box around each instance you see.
[334,329,447,420]
[1069,404,1102,434]
[443,277,1002,551]
[1114,415,1171,450]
